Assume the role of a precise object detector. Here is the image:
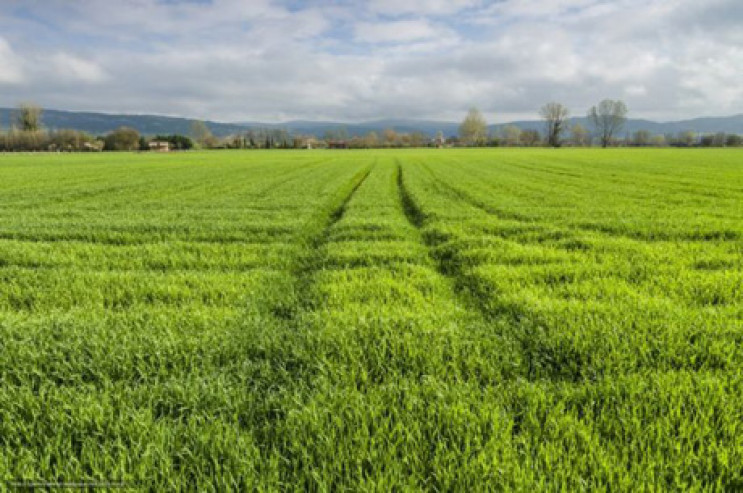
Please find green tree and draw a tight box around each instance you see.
[104,127,140,151]
[458,107,488,146]
[49,129,94,151]
[154,134,194,150]
[15,103,43,132]
[725,134,742,147]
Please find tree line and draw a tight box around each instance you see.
[1,102,740,152]
[0,104,200,152]
[459,100,743,148]
[0,105,440,151]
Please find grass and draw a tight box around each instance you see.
[0,149,741,490]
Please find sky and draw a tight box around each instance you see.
[0,0,741,123]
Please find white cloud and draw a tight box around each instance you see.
[481,0,601,18]
[50,54,108,83]
[0,0,741,122]
[625,85,648,97]
[0,37,24,84]
[368,0,481,16]
[354,20,443,44]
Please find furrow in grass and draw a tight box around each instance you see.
[257,160,527,489]
[388,162,525,383]
[405,155,743,381]
[399,162,584,383]
[397,162,512,326]
[424,155,743,242]
[417,161,534,223]
[2,150,742,489]
[288,164,374,312]
[0,153,377,489]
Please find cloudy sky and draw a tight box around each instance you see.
[0,0,741,123]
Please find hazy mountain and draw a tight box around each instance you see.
[1,108,741,138]
[491,115,743,137]
[0,108,247,137]
[258,119,462,138]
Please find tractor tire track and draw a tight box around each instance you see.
[244,164,374,453]
[396,163,532,382]
[397,163,495,320]
[397,163,584,382]
[285,164,374,315]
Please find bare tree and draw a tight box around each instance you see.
[365,131,379,148]
[539,102,569,147]
[676,131,697,147]
[570,123,590,147]
[632,130,651,147]
[587,99,628,147]
[711,132,727,147]
[189,120,214,148]
[15,103,43,132]
[519,129,542,147]
[500,125,522,147]
[409,132,426,148]
[651,134,667,147]
[382,128,398,147]
[458,107,488,146]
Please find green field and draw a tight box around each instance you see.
[1,149,742,490]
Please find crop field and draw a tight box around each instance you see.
[0,149,742,490]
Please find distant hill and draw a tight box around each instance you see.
[491,115,743,137]
[1,107,741,138]
[254,119,462,139]
[0,108,247,137]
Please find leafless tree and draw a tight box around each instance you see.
[539,102,569,147]
[365,131,379,148]
[676,131,697,147]
[458,107,488,146]
[500,125,522,147]
[587,99,628,147]
[570,123,590,147]
[632,130,652,147]
[382,128,398,147]
[189,120,214,148]
[519,129,542,147]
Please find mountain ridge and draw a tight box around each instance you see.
[1,108,741,138]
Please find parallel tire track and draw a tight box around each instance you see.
[287,165,374,314]
[397,163,582,382]
[396,163,494,319]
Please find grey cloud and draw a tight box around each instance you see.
[0,0,741,123]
